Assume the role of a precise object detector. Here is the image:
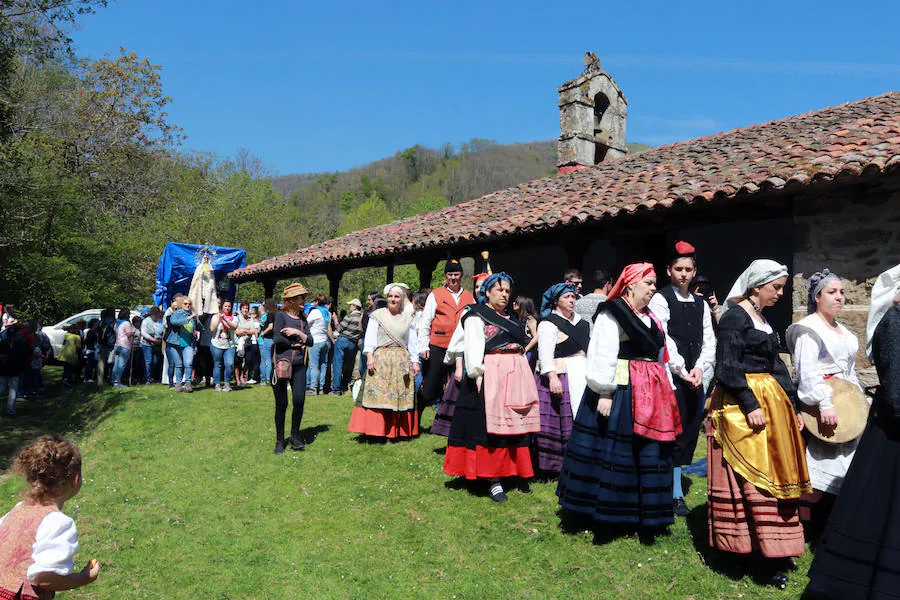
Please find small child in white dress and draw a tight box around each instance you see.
[0,435,99,599]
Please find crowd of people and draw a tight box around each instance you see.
[5,242,900,598]
[263,246,900,597]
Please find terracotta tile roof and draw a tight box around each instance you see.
[232,92,900,282]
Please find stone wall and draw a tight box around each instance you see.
[792,180,900,375]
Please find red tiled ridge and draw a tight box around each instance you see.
[232,92,900,282]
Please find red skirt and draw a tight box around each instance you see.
[348,406,419,439]
[443,444,534,480]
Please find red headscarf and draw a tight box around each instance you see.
[607,262,656,300]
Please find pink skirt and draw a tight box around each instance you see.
[483,353,540,435]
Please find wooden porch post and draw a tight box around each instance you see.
[327,270,343,307]
[263,278,276,300]
[385,264,395,285]
[416,257,438,291]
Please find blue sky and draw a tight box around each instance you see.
[70,1,900,175]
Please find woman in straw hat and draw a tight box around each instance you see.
[785,269,865,539]
[707,260,810,588]
[348,282,420,440]
[806,264,900,599]
[557,263,682,530]
[271,282,312,454]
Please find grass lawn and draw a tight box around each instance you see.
[1,368,814,599]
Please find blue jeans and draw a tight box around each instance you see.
[211,345,235,386]
[111,345,131,385]
[331,336,358,392]
[166,345,195,386]
[141,345,161,382]
[307,340,330,391]
[259,337,274,384]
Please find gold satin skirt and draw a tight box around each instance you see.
[711,373,812,500]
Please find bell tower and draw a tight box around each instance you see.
[557,52,628,172]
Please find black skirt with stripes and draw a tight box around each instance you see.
[556,384,675,528]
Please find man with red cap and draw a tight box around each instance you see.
[417,259,475,413]
[648,240,716,517]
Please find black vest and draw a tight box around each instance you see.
[597,298,666,361]
[543,313,590,358]
[462,304,529,353]
[659,286,704,370]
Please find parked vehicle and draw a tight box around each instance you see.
[43,309,140,360]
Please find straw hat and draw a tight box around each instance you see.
[799,378,870,444]
[282,282,309,299]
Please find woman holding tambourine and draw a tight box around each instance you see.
[786,269,869,539]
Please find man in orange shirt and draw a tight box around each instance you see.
[417,259,475,415]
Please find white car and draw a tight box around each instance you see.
[43,309,141,360]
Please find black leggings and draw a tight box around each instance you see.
[272,365,307,442]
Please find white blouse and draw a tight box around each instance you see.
[0,505,78,580]
[362,319,419,364]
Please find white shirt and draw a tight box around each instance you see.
[0,505,77,580]
[307,308,329,345]
[648,287,716,379]
[417,286,467,354]
[585,307,682,395]
[362,319,419,363]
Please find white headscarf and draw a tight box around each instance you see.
[722,259,790,314]
[383,282,411,313]
[866,264,900,359]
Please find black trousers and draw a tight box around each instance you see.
[673,378,705,466]
[272,365,307,442]
[244,343,260,381]
[420,344,450,406]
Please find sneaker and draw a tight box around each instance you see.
[673,497,689,517]
[288,436,306,451]
[489,483,508,503]
[331,390,342,396]
[222,384,232,392]
[215,384,222,392]
[184,382,193,393]
[490,489,509,503]
[273,440,286,455]
[113,383,128,389]
[246,379,257,385]
[174,384,182,393]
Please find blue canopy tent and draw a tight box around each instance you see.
[152,243,247,308]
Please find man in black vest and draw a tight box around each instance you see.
[648,240,716,517]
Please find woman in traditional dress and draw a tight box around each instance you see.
[431,272,488,437]
[786,269,863,538]
[707,260,811,589]
[557,263,682,530]
[805,264,900,599]
[348,283,420,440]
[443,272,540,502]
[533,282,589,474]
